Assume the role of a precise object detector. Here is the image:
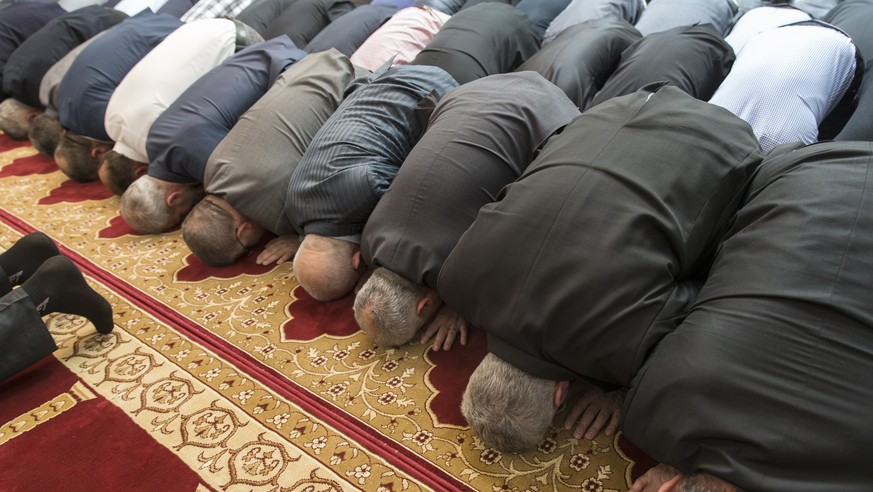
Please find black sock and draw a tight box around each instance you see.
[0,232,60,286]
[21,256,114,334]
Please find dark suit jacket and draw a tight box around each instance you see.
[438,85,763,385]
[410,3,540,85]
[305,4,397,56]
[515,0,571,39]
[262,0,355,47]
[825,0,873,141]
[0,2,65,100]
[623,141,873,491]
[361,72,580,288]
[588,23,735,109]
[516,17,640,110]
[56,11,183,141]
[236,0,299,33]
[2,6,125,108]
[147,36,306,184]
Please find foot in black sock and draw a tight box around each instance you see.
[0,232,60,286]
[21,256,114,334]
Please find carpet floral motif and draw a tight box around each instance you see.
[0,138,645,491]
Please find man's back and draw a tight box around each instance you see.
[103,17,236,163]
[145,36,306,185]
[205,49,360,235]
[438,85,763,385]
[2,5,126,109]
[285,64,457,240]
[411,3,540,84]
[56,11,183,141]
[624,141,873,491]
[588,23,734,109]
[361,72,580,288]
[709,21,856,152]
[516,16,640,109]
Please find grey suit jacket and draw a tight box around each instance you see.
[205,50,360,236]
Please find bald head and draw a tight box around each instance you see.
[293,234,363,301]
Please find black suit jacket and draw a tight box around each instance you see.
[624,141,873,491]
[438,85,762,385]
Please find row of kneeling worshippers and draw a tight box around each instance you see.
[2,0,873,489]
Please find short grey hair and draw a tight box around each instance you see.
[181,197,245,266]
[354,267,424,346]
[462,353,556,453]
[28,113,62,155]
[0,98,36,140]
[678,474,743,492]
[120,176,172,234]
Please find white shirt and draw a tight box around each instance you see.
[104,18,236,163]
[709,23,856,153]
[112,0,172,16]
[725,6,811,55]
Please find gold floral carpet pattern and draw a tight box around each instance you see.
[0,135,653,491]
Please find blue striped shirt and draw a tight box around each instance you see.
[285,64,458,240]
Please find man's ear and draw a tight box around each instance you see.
[554,381,570,409]
[352,249,362,270]
[235,221,248,241]
[658,474,683,492]
[416,296,430,316]
[134,162,148,178]
[26,108,41,122]
[165,190,180,207]
[90,142,111,159]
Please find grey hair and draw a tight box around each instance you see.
[677,474,744,492]
[461,353,556,453]
[28,113,62,155]
[181,197,245,266]
[120,176,171,234]
[354,267,424,346]
[0,98,36,140]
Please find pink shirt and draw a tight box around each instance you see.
[350,6,450,71]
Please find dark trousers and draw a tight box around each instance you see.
[0,286,57,384]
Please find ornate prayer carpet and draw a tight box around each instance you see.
[0,133,655,491]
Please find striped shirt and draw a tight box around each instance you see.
[285,64,458,241]
[709,22,856,153]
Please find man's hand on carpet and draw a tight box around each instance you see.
[563,385,626,440]
[256,235,301,266]
[629,463,681,492]
[420,304,468,352]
